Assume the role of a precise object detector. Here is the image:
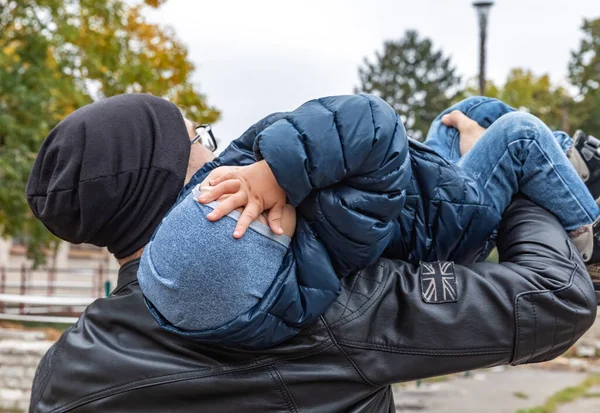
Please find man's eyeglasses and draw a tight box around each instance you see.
[191,124,218,152]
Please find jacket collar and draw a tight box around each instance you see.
[114,258,141,293]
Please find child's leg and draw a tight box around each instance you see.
[554,131,574,154]
[425,96,516,163]
[457,111,599,232]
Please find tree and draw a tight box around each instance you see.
[463,68,572,132]
[356,30,461,140]
[569,18,600,137]
[0,0,220,264]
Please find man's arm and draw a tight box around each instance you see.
[326,196,597,385]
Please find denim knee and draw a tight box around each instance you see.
[451,96,491,113]
[458,97,516,128]
[426,97,517,162]
[493,112,550,145]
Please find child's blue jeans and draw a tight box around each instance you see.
[425,96,599,232]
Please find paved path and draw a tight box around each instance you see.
[555,396,600,413]
[393,365,599,413]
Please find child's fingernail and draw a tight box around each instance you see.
[200,186,212,193]
[278,227,283,234]
[233,230,240,238]
[207,212,216,219]
[209,180,216,185]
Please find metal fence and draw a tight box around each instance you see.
[0,265,118,323]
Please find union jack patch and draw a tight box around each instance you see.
[420,261,458,304]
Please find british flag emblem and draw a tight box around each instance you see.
[420,261,458,304]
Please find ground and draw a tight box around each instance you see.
[393,364,600,413]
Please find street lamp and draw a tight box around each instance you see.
[473,1,494,95]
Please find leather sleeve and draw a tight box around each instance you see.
[326,196,597,386]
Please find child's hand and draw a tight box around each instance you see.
[197,161,287,238]
[442,110,487,156]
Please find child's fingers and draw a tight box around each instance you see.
[209,171,237,186]
[267,205,284,235]
[206,192,247,222]
[203,166,241,187]
[197,179,240,204]
[233,202,263,238]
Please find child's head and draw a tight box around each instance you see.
[138,184,294,332]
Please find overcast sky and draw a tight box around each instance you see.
[147,0,599,146]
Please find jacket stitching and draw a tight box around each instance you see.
[382,119,401,168]
[317,98,349,174]
[356,273,382,284]
[360,94,378,135]
[268,368,291,413]
[515,291,522,364]
[559,243,588,352]
[327,264,388,329]
[542,293,559,362]
[567,241,593,311]
[49,342,335,413]
[312,207,374,251]
[555,288,579,352]
[565,277,584,350]
[322,317,381,388]
[337,340,511,356]
[512,260,578,363]
[525,296,538,364]
[350,170,404,182]
[282,116,317,192]
[30,325,74,408]
[572,274,592,312]
[340,284,370,300]
[270,366,298,413]
[339,272,361,320]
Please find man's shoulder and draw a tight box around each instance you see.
[321,261,390,328]
[30,261,339,412]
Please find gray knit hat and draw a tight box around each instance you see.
[138,185,291,332]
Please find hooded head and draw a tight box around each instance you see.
[138,184,291,331]
[26,93,202,259]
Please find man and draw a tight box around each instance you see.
[27,94,597,413]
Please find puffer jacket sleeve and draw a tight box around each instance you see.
[178,112,289,202]
[253,94,411,276]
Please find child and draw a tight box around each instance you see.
[138,95,599,349]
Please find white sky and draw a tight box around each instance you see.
[148,0,600,146]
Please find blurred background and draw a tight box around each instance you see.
[0,1,599,412]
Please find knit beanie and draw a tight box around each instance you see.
[138,184,291,331]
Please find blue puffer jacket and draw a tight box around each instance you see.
[166,94,500,348]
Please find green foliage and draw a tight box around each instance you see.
[569,18,600,137]
[516,374,600,413]
[463,69,571,131]
[0,0,219,264]
[356,30,462,140]
[461,18,600,136]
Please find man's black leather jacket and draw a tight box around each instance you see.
[30,198,598,413]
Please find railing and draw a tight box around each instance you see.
[0,264,118,323]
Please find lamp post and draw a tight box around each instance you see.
[473,1,494,95]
